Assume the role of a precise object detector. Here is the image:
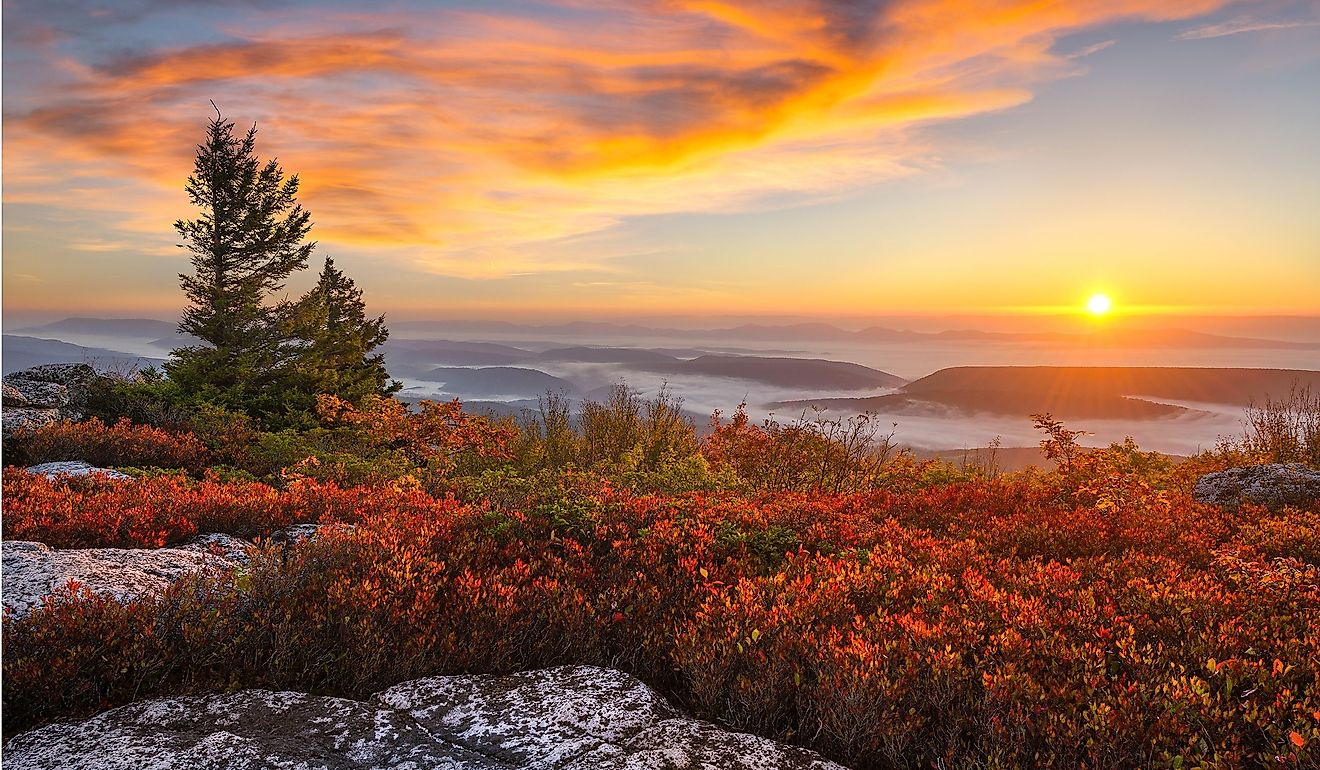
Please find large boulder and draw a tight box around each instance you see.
[10,362,99,403]
[3,379,70,410]
[1193,463,1320,511]
[3,362,102,430]
[1,539,244,619]
[1,407,59,437]
[2,666,846,770]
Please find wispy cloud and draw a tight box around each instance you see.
[1177,16,1320,40]
[1072,39,1119,58]
[4,0,1234,279]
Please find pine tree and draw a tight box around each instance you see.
[283,256,401,412]
[166,108,315,416]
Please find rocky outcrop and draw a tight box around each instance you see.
[1193,463,1320,511]
[4,381,32,407]
[1,539,244,619]
[1,525,345,619]
[3,362,104,438]
[25,461,133,481]
[2,666,846,770]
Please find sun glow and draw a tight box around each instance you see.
[1086,293,1112,316]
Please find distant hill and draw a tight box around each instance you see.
[2,335,163,375]
[533,347,680,365]
[904,367,1320,407]
[775,366,1320,420]
[383,339,531,372]
[642,355,905,390]
[415,367,579,399]
[908,445,1187,473]
[15,318,178,339]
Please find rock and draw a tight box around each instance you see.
[2,378,70,410]
[3,382,31,407]
[2,666,846,770]
[13,362,99,402]
[2,407,59,437]
[1194,463,1320,511]
[1,540,239,620]
[2,362,103,430]
[183,532,257,562]
[25,461,134,481]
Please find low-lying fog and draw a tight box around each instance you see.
[8,317,1319,458]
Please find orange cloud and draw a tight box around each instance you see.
[4,0,1231,279]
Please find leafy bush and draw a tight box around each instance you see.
[5,417,209,471]
[83,368,194,429]
[5,468,1319,768]
[704,402,899,493]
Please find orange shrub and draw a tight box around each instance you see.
[3,467,1318,768]
[6,417,210,471]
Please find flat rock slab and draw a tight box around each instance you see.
[3,666,846,770]
[1193,463,1320,510]
[1,539,241,619]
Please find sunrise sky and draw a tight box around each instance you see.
[3,0,1319,321]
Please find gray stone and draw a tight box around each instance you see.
[0,527,349,619]
[25,461,134,481]
[2,407,59,437]
[3,382,31,407]
[2,378,70,410]
[1,540,239,620]
[15,362,99,400]
[2,363,103,430]
[1193,463,1320,511]
[183,532,257,562]
[3,666,846,770]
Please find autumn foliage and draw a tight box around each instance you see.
[2,408,1318,769]
[5,417,210,471]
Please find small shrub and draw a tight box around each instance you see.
[6,417,209,471]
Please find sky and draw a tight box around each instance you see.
[3,0,1319,322]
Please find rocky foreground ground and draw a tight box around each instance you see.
[3,665,845,770]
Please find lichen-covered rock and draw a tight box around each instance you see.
[1,689,500,770]
[2,362,103,428]
[12,362,99,402]
[1,540,240,620]
[2,378,71,410]
[1,407,59,437]
[184,532,258,562]
[1193,463,1320,510]
[25,461,134,481]
[2,666,847,770]
[3,382,31,407]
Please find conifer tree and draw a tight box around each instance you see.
[166,108,315,415]
[283,256,401,411]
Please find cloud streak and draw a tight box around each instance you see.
[1177,16,1320,40]
[5,0,1232,280]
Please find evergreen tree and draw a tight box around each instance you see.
[283,257,401,413]
[166,109,314,416]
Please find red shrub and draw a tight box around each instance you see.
[7,417,209,471]
[3,467,1319,768]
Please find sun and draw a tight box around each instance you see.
[1086,293,1112,316]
